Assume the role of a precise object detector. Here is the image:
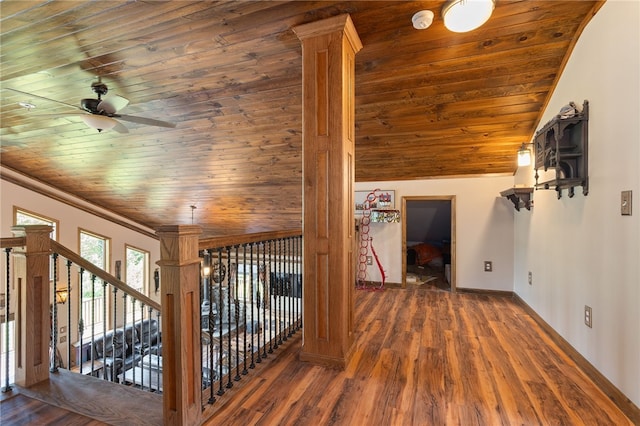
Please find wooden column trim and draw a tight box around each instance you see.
[293,14,362,369]
[156,225,202,426]
[10,225,52,388]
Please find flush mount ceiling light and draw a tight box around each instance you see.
[412,10,434,30]
[442,0,495,33]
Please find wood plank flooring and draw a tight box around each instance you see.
[0,393,106,426]
[208,286,635,425]
[0,285,635,425]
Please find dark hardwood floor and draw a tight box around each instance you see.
[1,286,636,425]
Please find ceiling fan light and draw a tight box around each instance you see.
[81,114,118,132]
[442,0,495,33]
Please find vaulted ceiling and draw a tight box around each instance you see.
[0,1,601,237]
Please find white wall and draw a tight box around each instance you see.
[514,0,640,407]
[356,175,515,291]
[1,170,162,360]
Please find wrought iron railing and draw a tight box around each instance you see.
[0,236,162,394]
[198,232,302,411]
[2,227,304,423]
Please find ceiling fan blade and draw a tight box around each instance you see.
[112,120,129,134]
[4,87,81,111]
[98,95,129,114]
[36,112,128,133]
[116,114,176,128]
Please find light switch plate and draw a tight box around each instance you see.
[621,190,632,215]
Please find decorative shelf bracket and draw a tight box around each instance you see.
[500,187,534,211]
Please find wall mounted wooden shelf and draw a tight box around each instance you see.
[534,100,589,199]
[500,187,534,211]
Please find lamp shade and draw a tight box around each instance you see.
[442,0,495,33]
[81,114,118,132]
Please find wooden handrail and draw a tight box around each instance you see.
[198,228,302,250]
[51,240,161,311]
[0,236,26,248]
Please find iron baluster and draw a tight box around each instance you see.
[90,274,97,375]
[122,292,130,387]
[273,239,279,350]
[2,248,12,392]
[205,250,216,404]
[249,243,256,369]
[268,240,274,354]
[66,260,72,371]
[234,245,241,382]
[110,287,117,381]
[216,248,225,396]
[258,242,267,358]
[78,269,85,374]
[256,243,264,363]
[51,253,59,372]
[101,280,107,378]
[241,244,248,376]
[225,246,233,389]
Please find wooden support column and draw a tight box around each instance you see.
[293,14,362,368]
[11,225,52,387]
[156,225,202,426]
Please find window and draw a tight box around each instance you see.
[79,229,110,333]
[13,207,58,241]
[14,208,59,278]
[125,245,149,322]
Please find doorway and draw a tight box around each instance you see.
[402,196,456,292]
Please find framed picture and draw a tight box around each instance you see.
[355,190,395,214]
[0,293,5,310]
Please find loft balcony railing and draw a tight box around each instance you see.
[1,225,303,425]
[0,229,162,393]
[197,232,302,412]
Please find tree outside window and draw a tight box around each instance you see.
[79,230,109,333]
[125,245,148,322]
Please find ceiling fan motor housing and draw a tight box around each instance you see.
[80,98,103,114]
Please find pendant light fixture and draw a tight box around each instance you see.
[442,0,496,33]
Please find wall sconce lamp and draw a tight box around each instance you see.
[55,287,70,304]
[517,143,533,167]
[442,0,496,33]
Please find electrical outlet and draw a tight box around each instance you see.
[584,305,592,328]
[621,190,632,215]
[484,261,492,272]
[366,256,373,265]
[528,271,532,285]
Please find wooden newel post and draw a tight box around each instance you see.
[156,225,202,426]
[11,225,52,387]
[293,14,362,368]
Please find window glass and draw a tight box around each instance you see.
[79,230,109,333]
[125,245,149,322]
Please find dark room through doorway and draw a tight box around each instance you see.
[402,196,455,292]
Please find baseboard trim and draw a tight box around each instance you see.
[456,287,514,297]
[513,294,640,424]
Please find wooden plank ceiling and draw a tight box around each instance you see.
[0,1,601,237]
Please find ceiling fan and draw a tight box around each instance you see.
[7,82,176,133]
